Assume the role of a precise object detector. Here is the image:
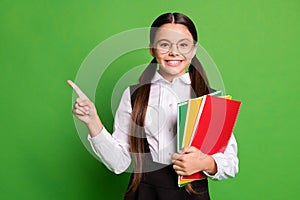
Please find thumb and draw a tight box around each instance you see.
[182,146,198,154]
[180,146,190,154]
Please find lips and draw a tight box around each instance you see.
[165,60,183,67]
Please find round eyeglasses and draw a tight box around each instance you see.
[155,39,195,54]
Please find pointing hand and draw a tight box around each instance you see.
[67,80,103,136]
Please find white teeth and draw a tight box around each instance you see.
[168,60,180,65]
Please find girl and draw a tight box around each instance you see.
[68,12,238,200]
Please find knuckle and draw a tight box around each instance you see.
[181,156,186,162]
[76,98,81,103]
[82,100,92,106]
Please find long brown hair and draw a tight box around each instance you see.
[126,12,210,196]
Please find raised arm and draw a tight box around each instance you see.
[67,80,132,173]
[67,80,103,137]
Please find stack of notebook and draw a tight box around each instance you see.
[177,91,241,187]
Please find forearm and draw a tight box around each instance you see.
[86,116,103,137]
[88,127,131,174]
[203,135,239,180]
[87,87,133,174]
[202,155,217,175]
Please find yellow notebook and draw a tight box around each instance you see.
[182,97,203,148]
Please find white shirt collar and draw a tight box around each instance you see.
[151,71,191,85]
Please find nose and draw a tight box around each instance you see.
[169,44,180,55]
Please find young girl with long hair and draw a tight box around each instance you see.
[68,12,238,200]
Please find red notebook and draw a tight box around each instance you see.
[181,95,241,180]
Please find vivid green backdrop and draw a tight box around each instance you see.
[0,0,299,199]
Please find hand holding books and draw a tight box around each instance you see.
[176,92,241,187]
[172,146,217,177]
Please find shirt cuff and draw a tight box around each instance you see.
[87,127,111,145]
[203,153,224,180]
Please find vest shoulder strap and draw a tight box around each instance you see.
[129,84,140,109]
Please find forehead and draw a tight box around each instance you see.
[154,23,194,42]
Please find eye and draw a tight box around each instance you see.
[159,42,170,48]
[179,43,188,48]
[179,40,193,48]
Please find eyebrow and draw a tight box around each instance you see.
[156,38,193,43]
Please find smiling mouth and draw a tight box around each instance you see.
[165,60,183,66]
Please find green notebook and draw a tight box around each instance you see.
[177,101,188,152]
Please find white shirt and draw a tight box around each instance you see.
[88,71,239,180]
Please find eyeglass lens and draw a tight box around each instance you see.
[156,39,194,54]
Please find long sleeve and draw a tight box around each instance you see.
[86,72,239,178]
[87,88,132,174]
[203,134,239,180]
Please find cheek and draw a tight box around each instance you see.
[184,53,195,63]
[155,55,165,64]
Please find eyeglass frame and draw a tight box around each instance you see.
[153,38,196,55]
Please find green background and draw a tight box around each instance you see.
[0,0,299,199]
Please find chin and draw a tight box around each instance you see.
[164,65,187,74]
[164,68,186,77]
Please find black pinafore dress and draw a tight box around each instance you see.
[124,136,210,200]
[124,85,210,200]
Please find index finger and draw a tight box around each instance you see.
[172,153,183,161]
[67,80,89,100]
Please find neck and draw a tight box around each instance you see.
[157,70,174,82]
